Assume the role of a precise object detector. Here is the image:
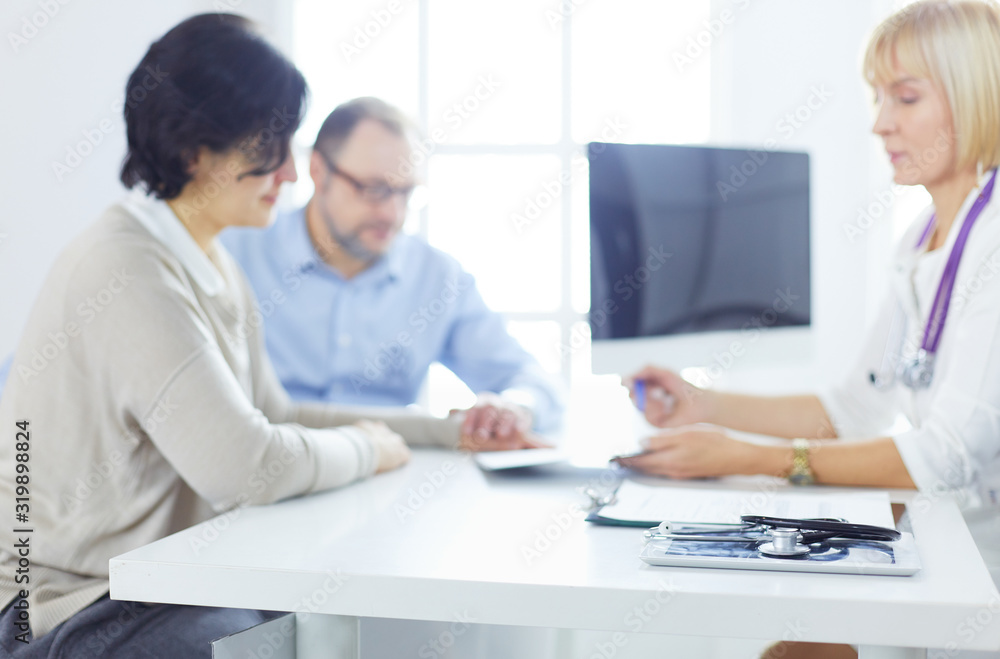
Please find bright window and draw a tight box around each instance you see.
[293,0,712,413]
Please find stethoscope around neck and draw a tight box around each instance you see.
[869,168,998,391]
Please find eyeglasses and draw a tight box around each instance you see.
[317,151,415,204]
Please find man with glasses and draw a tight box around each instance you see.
[220,98,564,448]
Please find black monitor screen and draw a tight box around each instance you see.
[588,142,811,339]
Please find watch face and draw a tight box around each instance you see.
[788,472,815,486]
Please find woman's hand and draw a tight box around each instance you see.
[613,427,765,479]
[355,420,412,473]
[624,365,715,428]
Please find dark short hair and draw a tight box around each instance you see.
[313,97,414,159]
[120,14,308,199]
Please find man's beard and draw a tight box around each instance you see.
[319,204,384,263]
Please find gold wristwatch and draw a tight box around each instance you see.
[787,438,815,486]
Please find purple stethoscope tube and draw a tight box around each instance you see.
[872,168,997,390]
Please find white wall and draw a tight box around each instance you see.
[707,0,900,390]
[0,0,288,358]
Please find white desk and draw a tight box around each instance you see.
[110,450,1000,658]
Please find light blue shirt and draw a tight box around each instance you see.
[219,207,564,431]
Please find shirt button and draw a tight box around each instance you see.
[338,334,352,347]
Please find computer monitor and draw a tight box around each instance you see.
[588,142,812,381]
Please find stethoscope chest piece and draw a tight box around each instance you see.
[900,349,935,389]
[758,528,811,558]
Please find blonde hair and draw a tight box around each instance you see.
[864,0,1000,172]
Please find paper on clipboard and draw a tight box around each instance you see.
[595,480,896,528]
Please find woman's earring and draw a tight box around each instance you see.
[978,161,984,180]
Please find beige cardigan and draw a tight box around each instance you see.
[0,195,460,637]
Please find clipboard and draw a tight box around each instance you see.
[582,480,920,576]
[639,531,921,576]
[584,480,898,528]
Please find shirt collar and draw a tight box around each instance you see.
[286,204,405,283]
[120,189,226,296]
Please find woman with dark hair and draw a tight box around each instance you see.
[0,14,463,656]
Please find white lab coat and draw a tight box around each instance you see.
[820,169,1000,584]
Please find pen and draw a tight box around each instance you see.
[634,380,677,417]
[634,379,646,412]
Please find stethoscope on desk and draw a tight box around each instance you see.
[643,516,902,558]
[870,168,997,391]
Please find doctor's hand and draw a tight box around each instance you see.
[625,365,714,429]
[355,420,412,474]
[612,427,760,479]
[451,393,551,452]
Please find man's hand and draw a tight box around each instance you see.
[612,427,761,479]
[452,392,550,452]
[355,420,411,473]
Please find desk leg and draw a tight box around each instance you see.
[295,613,360,659]
[858,646,926,659]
